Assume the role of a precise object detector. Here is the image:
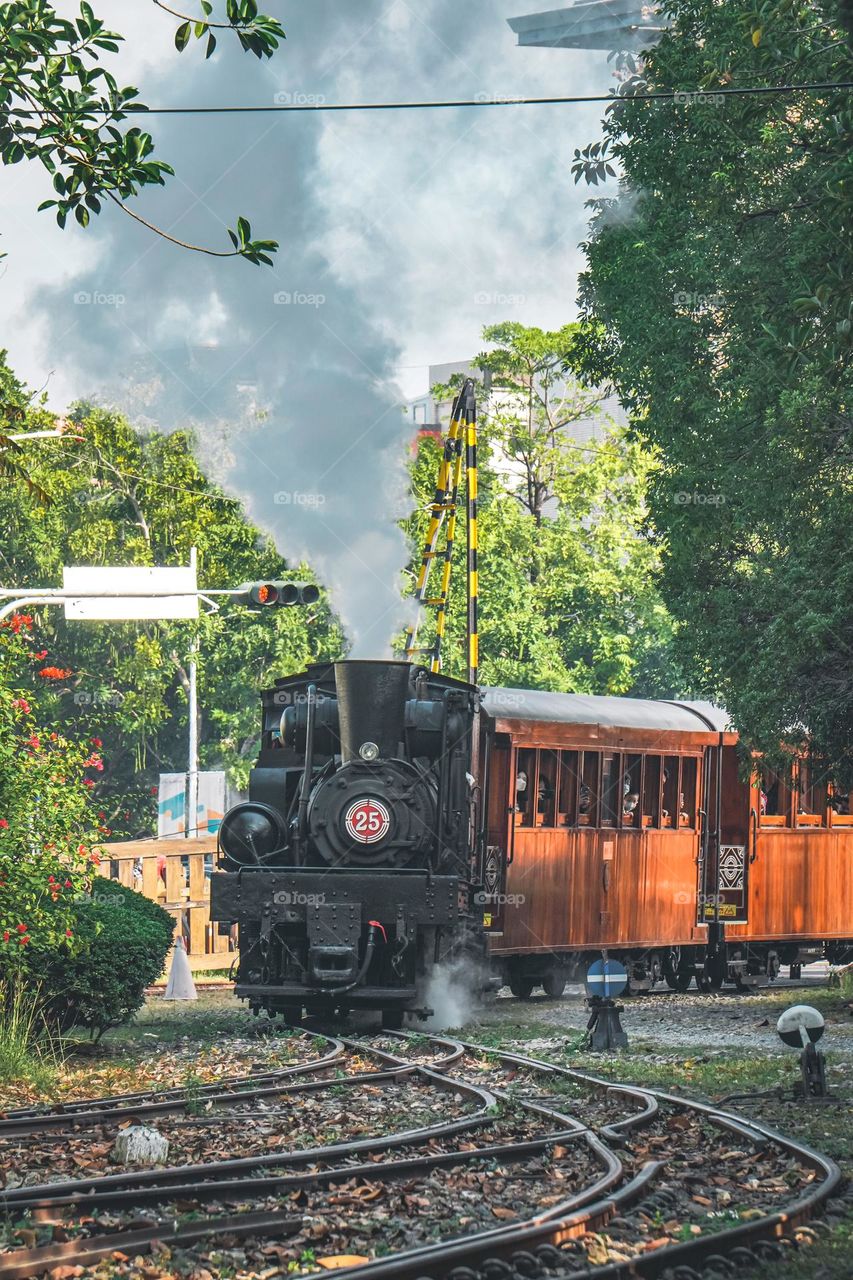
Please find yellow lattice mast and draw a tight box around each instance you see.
[404,378,478,684]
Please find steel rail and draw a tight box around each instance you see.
[0,1063,500,1209]
[0,1034,624,1276]
[2,1029,345,1121]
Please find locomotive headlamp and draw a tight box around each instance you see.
[359,741,380,762]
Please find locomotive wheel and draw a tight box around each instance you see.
[509,976,535,1000]
[542,971,567,999]
[381,1009,405,1030]
[280,1005,303,1025]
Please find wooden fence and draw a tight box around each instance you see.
[98,838,235,973]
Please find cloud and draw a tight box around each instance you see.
[3,0,617,652]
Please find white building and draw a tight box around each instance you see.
[506,1,665,51]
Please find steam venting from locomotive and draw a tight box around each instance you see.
[210,660,485,1023]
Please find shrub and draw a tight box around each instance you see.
[27,881,174,1039]
[0,618,102,974]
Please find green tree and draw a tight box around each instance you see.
[576,0,853,776]
[0,354,343,832]
[404,324,685,696]
[0,0,282,262]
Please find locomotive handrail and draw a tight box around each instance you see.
[295,682,317,858]
[750,806,759,863]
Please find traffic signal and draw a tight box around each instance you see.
[234,581,320,609]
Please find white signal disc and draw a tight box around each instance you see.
[344,798,391,845]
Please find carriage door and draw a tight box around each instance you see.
[482,735,513,936]
[698,742,750,926]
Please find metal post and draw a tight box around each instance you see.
[187,547,199,840]
[464,381,478,686]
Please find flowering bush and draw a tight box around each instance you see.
[0,619,101,977]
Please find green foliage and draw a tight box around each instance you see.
[0,352,343,828]
[405,323,686,696]
[25,880,174,1036]
[0,620,100,971]
[577,0,853,777]
[0,0,283,261]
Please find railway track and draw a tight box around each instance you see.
[0,1028,845,1280]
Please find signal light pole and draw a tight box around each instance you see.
[0,559,321,839]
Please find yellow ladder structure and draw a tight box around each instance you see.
[404,378,479,684]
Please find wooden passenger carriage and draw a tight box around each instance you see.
[477,688,853,994]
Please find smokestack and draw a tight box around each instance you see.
[334,660,410,763]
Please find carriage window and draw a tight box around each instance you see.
[622,754,642,828]
[515,748,537,827]
[643,755,661,827]
[578,751,599,826]
[796,760,826,826]
[601,752,622,827]
[662,756,679,828]
[537,750,559,827]
[759,764,791,826]
[680,758,697,828]
[558,750,579,825]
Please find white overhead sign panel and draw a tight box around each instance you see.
[62,565,199,620]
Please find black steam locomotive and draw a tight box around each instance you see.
[210,660,487,1026]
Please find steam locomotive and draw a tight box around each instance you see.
[212,660,853,1020]
[209,660,487,1026]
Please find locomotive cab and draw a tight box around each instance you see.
[210,660,486,1024]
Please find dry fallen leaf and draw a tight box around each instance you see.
[316,1257,371,1270]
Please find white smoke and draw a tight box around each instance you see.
[422,956,480,1032]
[6,2,619,652]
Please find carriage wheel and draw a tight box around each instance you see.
[509,976,535,1000]
[381,1009,405,1030]
[542,971,567,999]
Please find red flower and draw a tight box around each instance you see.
[82,778,95,788]
[2,932,9,942]
[90,737,103,748]
[26,735,41,751]
[34,650,48,660]
[150,785,158,795]
[11,698,31,715]
[48,875,55,884]
[17,923,27,933]
[5,613,33,633]
[64,879,72,888]
[0,819,8,830]
[38,667,73,680]
[19,936,30,946]
[65,930,73,938]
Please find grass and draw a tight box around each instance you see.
[0,981,61,1091]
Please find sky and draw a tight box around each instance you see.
[0,1,618,651]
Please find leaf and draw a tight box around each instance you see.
[174,21,191,52]
[316,1259,370,1270]
[752,28,761,45]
